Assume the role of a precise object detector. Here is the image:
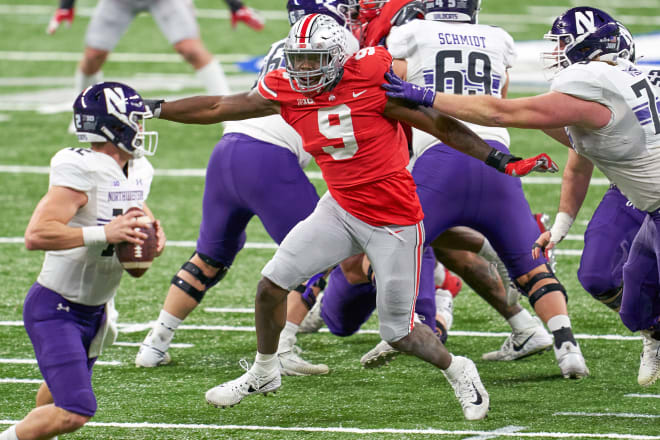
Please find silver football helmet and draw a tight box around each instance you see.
[284,14,348,95]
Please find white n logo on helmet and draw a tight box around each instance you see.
[574,10,596,34]
[104,87,127,116]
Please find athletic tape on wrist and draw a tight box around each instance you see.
[550,212,574,244]
[82,226,107,246]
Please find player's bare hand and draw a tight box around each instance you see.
[153,219,166,256]
[105,210,149,245]
[47,8,75,34]
[532,231,553,259]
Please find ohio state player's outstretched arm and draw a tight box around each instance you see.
[383,99,558,177]
[144,89,279,125]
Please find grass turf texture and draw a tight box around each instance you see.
[1,0,659,438]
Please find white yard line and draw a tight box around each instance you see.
[204,307,255,313]
[625,394,660,399]
[0,419,658,439]
[0,358,121,366]
[0,51,249,64]
[113,341,193,348]
[0,320,642,341]
[555,411,660,419]
[0,378,42,384]
[462,426,527,440]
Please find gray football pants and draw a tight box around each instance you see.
[262,192,424,342]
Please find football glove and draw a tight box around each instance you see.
[47,8,75,35]
[382,69,435,107]
[486,149,559,177]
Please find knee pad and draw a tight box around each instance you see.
[171,252,228,303]
[592,285,623,311]
[515,264,567,308]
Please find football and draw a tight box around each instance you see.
[116,207,158,278]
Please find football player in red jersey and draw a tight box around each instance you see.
[142,13,556,420]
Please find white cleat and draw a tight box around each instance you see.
[482,318,553,361]
[443,356,490,420]
[554,341,589,379]
[135,329,172,367]
[298,292,325,333]
[638,330,660,386]
[360,339,399,368]
[278,346,329,376]
[435,288,454,331]
[205,360,281,408]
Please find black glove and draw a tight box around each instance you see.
[143,99,164,118]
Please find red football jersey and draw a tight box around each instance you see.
[361,0,417,48]
[257,46,423,227]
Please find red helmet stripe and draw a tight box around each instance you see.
[298,13,319,48]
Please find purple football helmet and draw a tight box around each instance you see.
[541,7,635,78]
[73,81,158,158]
[287,0,350,26]
[423,0,481,24]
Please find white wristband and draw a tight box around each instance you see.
[82,226,107,246]
[549,212,574,244]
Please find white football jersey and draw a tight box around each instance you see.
[37,147,154,306]
[552,60,660,212]
[387,19,515,158]
[223,29,360,168]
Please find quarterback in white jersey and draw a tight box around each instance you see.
[38,146,155,306]
[0,82,165,440]
[383,6,660,386]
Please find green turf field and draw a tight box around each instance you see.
[1,0,659,438]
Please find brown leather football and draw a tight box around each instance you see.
[116,207,157,278]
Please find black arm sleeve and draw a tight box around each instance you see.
[59,0,75,9]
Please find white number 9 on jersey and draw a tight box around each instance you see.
[318,104,359,160]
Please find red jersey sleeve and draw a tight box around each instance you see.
[362,0,415,48]
[257,68,298,105]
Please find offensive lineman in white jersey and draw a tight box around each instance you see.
[384,0,588,378]
[0,82,165,440]
[384,6,660,385]
[135,0,358,375]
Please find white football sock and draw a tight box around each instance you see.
[507,309,537,332]
[277,321,298,353]
[253,352,278,376]
[196,59,230,95]
[547,314,572,332]
[152,309,182,345]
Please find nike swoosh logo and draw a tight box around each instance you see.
[247,377,276,394]
[471,383,483,406]
[353,90,367,98]
[513,333,535,352]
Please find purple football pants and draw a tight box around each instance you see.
[196,133,319,265]
[23,283,104,417]
[414,141,546,277]
[579,185,645,297]
[621,210,660,332]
